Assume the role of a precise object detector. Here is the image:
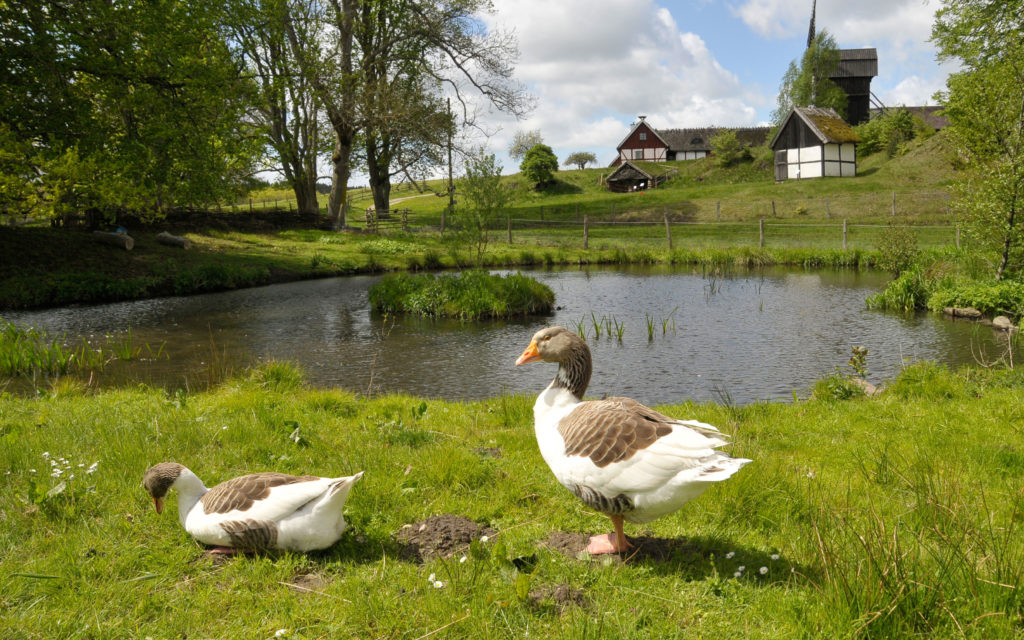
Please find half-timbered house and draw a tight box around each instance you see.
[770,106,860,181]
[613,117,769,166]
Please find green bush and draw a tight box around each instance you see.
[926,279,1024,317]
[866,265,934,311]
[876,222,920,275]
[368,270,554,319]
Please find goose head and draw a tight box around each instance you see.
[143,462,200,514]
[516,326,592,399]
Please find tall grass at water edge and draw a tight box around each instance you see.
[1,361,1022,638]
[368,270,555,319]
[0,319,166,378]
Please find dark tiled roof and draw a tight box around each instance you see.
[655,126,770,152]
[770,106,860,148]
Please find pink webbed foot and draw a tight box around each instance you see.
[206,546,241,555]
[586,533,632,555]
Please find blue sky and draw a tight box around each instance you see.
[468,0,953,172]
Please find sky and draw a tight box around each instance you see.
[466,0,955,173]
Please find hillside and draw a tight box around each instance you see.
[280,131,954,227]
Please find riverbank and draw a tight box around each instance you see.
[2,222,935,311]
[2,361,1021,638]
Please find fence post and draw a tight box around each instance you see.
[664,213,672,250]
[843,219,848,250]
[575,202,579,222]
[826,197,831,218]
[583,215,589,249]
[891,191,896,216]
[716,200,721,222]
[249,198,253,213]
[507,214,512,244]
[611,203,615,223]
[956,226,961,248]
[759,218,765,247]
[771,200,776,218]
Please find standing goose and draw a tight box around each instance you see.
[516,326,751,555]
[143,463,363,553]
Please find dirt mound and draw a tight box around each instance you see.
[528,583,589,614]
[396,514,495,562]
[538,531,710,564]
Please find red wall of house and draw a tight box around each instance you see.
[620,122,665,151]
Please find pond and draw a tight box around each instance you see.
[3,266,1019,405]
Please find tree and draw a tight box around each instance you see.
[227,0,328,217]
[509,130,543,162]
[457,149,512,266]
[772,30,847,125]
[710,131,749,168]
[520,144,558,187]
[933,0,1024,280]
[0,0,261,222]
[564,152,597,170]
[284,0,358,230]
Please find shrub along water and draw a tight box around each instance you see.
[368,270,554,319]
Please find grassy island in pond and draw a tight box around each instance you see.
[368,271,554,319]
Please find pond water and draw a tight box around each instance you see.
[3,266,1019,405]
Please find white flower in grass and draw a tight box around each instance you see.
[51,468,63,478]
[759,566,768,575]
[274,630,288,638]
[725,551,735,559]
[733,571,742,578]
[42,452,50,459]
[433,580,444,589]
[771,553,780,561]
[29,469,36,474]
[480,535,489,543]
[87,462,98,474]
[459,556,467,564]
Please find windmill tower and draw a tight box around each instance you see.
[808,0,878,125]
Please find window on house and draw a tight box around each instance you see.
[691,137,702,145]
[634,149,643,159]
[638,132,647,141]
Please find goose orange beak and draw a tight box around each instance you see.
[516,340,541,366]
[153,497,164,514]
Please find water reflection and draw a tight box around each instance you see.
[3,266,1019,405]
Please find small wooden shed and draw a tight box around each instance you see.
[604,161,677,193]
[770,106,860,182]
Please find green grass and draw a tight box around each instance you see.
[368,271,554,319]
[2,361,1023,638]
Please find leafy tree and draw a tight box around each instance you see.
[710,130,750,168]
[457,149,512,266]
[520,144,558,187]
[0,0,260,223]
[772,30,847,125]
[933,0,1024,280]
[564,152,598,170]
[854,109,914,158]
[227,0,328,217]
[509,130,544,162]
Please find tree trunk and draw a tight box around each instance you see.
[328,135,352,230]
[293,174,320,218]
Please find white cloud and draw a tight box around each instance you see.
[479,0,766,167]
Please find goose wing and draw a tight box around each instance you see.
[200,473,335,521]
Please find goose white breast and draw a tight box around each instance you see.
[516,326,751,555]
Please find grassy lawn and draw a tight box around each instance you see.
[1,361,1022,638]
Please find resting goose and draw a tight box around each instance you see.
[143,463,363,553]
[516,326,751,555]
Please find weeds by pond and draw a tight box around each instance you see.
[1,361,1022,638]
[368,270,554,319]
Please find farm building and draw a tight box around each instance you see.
[613,117,769,166]
[604,161,678,193]
[830,48,878,125]
[770,106,860,181]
